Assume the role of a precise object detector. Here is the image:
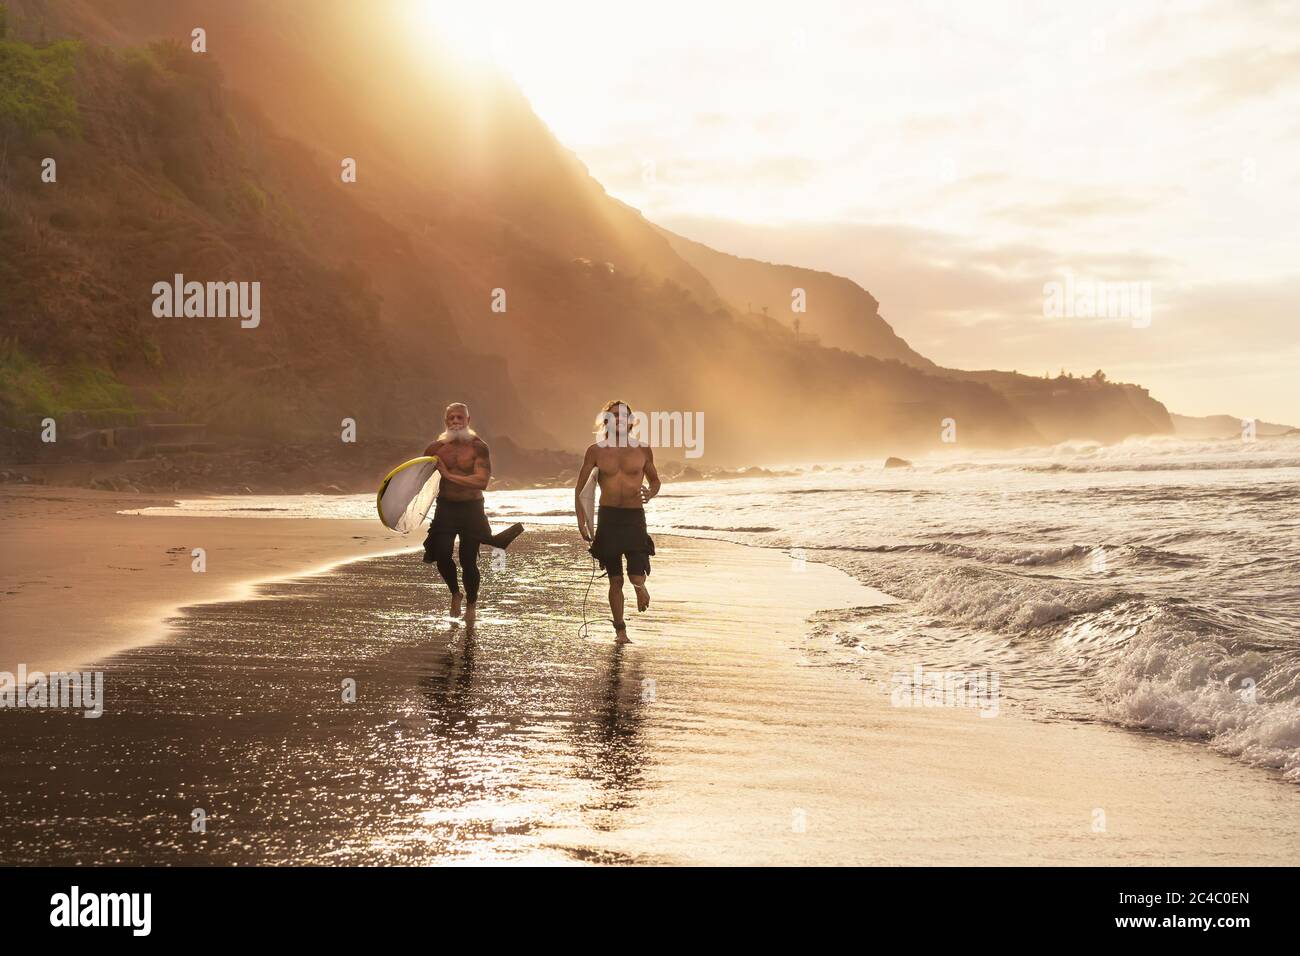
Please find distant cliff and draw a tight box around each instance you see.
[1171,413,1296,439]
[655,223,935,369]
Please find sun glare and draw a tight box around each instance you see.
[393,1,617,147]
[398,0,507,68]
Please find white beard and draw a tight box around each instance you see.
[445,427,472,443]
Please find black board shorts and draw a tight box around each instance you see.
[424,497,493,546]
[590,505,655,578]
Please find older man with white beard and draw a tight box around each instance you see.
[422,403,524,625]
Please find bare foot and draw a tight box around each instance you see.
[449,593,463,618]
[614,621,631,644]
[464,602,477,625]
[633,583,650,612]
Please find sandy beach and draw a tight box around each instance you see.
[1,487,1297,865]
[0,487,404,674]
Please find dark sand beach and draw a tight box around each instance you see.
[2,495,1298,865]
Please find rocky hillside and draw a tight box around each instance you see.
[1,0,1174,470]
[0,25,539,445]
[657,222,935,368]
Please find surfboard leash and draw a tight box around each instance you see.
[578,554,599,640]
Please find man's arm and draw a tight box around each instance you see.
[423,439,442,457]
[438,440,492,490]
[641,446,661,503]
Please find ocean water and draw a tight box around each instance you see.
[138,435,1300,782]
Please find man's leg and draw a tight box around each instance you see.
[459,537,481,624]
[486,522,525,550]
[432,532,462,617]
[607,569,629,644]
[627,552,651,612]
[630,575,650,612]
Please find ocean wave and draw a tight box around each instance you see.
[779,487,936,496]
[1095,613,1300,780]
[827,540,1195,571]
[827,542,1300,780]
[929,434,1300,474]
[985,434,1295,460]
[936,458,1300,475]
[845,560,1127,633]
[673,524,778,532]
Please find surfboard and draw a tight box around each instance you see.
[577,468,597,538]
[377,456,441,533]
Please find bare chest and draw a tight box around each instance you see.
[438,444,479,474]
[595,446,647,479]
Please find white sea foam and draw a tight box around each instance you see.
[1097,626,1300,780]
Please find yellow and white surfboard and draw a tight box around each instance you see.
[376,456,441,533]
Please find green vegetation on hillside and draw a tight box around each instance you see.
[0,25,411,440]
[0,18,80,139]
[0,340,138,425]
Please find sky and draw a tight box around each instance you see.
[404,0,1300,424]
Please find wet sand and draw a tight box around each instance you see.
[1,512,1298,865]
[0,486,402,673]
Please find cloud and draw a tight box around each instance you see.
[1148,45,1300,111]
[986,192,1168,230]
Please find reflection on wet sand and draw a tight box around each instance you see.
[422,624,477,741]
[0,533,658,864]
[413,603,651,845]
[572,645,648,818]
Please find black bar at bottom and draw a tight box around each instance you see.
[0,866,1288,941]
